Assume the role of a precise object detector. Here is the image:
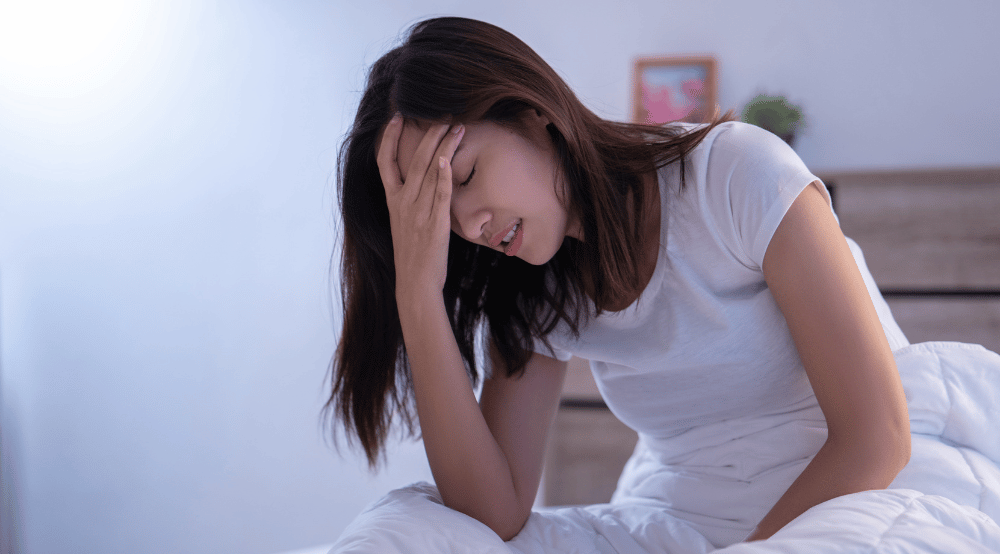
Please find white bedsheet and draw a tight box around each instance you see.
[330,341,1000,553]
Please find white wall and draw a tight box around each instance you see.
[0,1,997,553]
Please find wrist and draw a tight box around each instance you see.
[396,287,445,319]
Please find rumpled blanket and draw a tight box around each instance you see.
[331,341,1000,553]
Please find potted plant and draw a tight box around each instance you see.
[740,93,804,147]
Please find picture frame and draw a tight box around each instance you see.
[631,56,717,125]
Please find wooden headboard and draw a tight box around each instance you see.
[541,166,1000,507]
[820,167,1000,353]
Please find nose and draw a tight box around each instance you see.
[451,200,491,246]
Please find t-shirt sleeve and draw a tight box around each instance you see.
[531,336,573,362]
[703,122,839,271]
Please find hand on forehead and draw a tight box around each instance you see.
[395,118,433,178]
[378,116,453,182]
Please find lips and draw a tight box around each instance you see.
[503,222,523,257]
[490,219,519,248]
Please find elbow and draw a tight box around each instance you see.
[830,423,911,488]
[444,496,530,542]
[492,507,531,542]
[497,525,524,543]
[877,430,911,490]
[893,426,912,474]
[872,408,913,480]
[881,411,912,476]
[867,426,911,487]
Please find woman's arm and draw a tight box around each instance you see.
[479,337,569,530]
[748,181,911,541]
[398,293,567,540]
[377,115,567,539]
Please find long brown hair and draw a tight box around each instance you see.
[325,16,735,467]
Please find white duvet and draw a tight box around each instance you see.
[331,341,1000,553]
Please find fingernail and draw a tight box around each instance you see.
[452,124,464,135]
[391,112,401,123]
[439,157,446,169]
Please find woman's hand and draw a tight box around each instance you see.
[376,114,465,298]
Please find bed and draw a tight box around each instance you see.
[327,338,1000,553]
[325,167,1000,553]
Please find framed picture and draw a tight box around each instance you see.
[632,56,717,125]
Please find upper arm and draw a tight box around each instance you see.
[479,338,568,518]
[762,182,910,460]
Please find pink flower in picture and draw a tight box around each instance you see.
[637,60,711,125]
[681,78,704,103]
[641,81,694,124]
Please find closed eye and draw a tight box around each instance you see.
[459,166,475,188]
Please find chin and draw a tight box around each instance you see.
[522,255,547,266]
[522,246,560,266]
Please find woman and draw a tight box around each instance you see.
[326,15,915,547]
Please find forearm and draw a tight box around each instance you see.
[397,291,525,539]
[745,433,910,541]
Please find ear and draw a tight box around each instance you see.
[532,108,551,127]
[519,107,549,127]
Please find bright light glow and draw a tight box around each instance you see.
[0,0,151,97]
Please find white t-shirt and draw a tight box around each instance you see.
[533,121,910,440]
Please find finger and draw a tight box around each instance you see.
[404,121,453,202]
[416,123,464,212]
[431,155,454,232]
[376,113,404,195]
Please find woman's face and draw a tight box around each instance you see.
[387,111,583,265]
